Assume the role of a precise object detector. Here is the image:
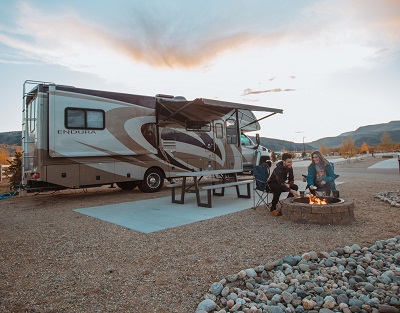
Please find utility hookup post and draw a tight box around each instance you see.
[398,153,400,174]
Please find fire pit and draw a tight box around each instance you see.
[281,194,355,225]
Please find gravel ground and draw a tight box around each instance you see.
[0,156,399,312]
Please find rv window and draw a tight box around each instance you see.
[185,120,211,132]
[65,108,105,130]
[215,123,223,139]
[87,110,104,129]
[141,123,157,148]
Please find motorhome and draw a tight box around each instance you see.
[21,80,283,193]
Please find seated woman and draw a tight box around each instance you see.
[307,150,339,196]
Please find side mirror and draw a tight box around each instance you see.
[255,133,260,149]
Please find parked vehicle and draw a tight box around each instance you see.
[240,133,271,172]
[21,80,283,193]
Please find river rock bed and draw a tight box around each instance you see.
[197,236,400,313]
[375,191,400,208]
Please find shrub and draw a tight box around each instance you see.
[5,151,22,191]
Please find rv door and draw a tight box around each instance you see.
[224,118,242,170]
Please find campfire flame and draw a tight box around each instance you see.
[309,194,327,205]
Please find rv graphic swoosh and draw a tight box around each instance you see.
[156,150,194,171]
[107,107,156,153]
[196,132,223,160]
[162,130,222,160]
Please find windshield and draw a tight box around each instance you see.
[240,133,254,146]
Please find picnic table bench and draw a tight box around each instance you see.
[200,179,253,207]
[167,169,252,208]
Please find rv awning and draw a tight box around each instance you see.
[157,97,283,131]
[200,98,283,114]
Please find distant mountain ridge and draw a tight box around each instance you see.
[0,131,21,145]
[1,120,399,150]
[255,120,399,151]
[310,120,400,148]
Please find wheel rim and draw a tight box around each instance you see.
[147,173,160,189]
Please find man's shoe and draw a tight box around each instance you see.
[270,209,282,217]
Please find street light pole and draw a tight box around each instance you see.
[292,138,296,156]
[302,136,306,157]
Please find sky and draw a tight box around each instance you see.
[0,0,399,143]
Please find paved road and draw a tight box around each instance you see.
[293,156,399,169]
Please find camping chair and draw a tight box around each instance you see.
[302,162,339,196]
[252,163,272,210]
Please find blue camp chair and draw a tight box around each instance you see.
[252,163,272,210]
[302,162,339,196]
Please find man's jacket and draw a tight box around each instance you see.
[268,161,294,190]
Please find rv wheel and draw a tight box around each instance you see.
[138,168,164,193]
[116,181,140,190]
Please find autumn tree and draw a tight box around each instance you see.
[360,142,369,154]
[380,132,394,153]
[5,151,22,191]
[0,147,9,164]
[271,151,277,162]
[340,136,356,159]
[319,142,328,156]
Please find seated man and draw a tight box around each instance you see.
[307,150,339,196]
[267,153,299,216]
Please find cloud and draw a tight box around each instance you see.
[307,0,400,47]
[0,0,398,82]
[242,88,296,96]
[0,1,296,69]
[0,59,35,65]
[349,0,400,44]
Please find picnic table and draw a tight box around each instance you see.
[168,169,253,208]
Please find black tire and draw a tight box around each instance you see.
[138,168,164,193]
[116,181,140,190]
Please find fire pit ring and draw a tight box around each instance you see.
[281,196,355,225]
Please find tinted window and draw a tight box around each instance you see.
[65,108,105,130]
[186,120,211,132]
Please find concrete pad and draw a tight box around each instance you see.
[74,180,345,233]
[75,185,260,233]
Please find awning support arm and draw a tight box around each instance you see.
[240,112,278,129]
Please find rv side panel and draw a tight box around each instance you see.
[48,87,157,158]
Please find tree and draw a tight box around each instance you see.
[360,142,369,154]
[340,136,356,159]
[319,142,328,156]
[0,148,8,164]
[5,151,22,191]
[271,151,277,162]
[380,132,394,153]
